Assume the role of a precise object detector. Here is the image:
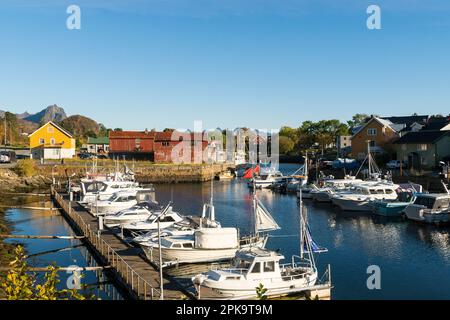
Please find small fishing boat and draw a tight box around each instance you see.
[247,171,284,189]
[104,201,172,228]
[133,185,221,244]
[191,190,328,299]
[89,189,155,215]
[217,170,234,180]
[371,183,422,217]
[141,189,279,265]
[404,190,450,225]
[331,182,399,212]
[310,177,363,203]
[119,204,185,235]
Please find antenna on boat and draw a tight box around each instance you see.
[210,172,215,222]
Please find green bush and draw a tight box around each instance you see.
[15,159,37,177]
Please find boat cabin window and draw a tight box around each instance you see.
[264,261,275,272]
[413,196,435,209]
[172,243,182,248]
[160,216,175,222]
[369,189,377,194]
[182,243,193,248]
[385,189,394,194]
[250,262,262,273]
[236,260,251,270]
[226,276,241,280]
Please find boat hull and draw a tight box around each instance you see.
[405,205,450,224]
[371,202,408,217]
[143,237,266,264]
[198,271,318,299]
[331,197,372,212]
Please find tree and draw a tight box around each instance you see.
[256,283,268,300]
[347,113,370,132]
[2,246,94,300]
[279,136,295,155]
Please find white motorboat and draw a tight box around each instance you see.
[141,193,279,265]
[217,170,234,180]
[310,177,363,203]
[405,192,450,224]
[89,189,155,215]
[78,179,143,204]
[120,204,185,236]
[133,192,221,244]
[191,190,328,299]
[331,182,399,211]
[248,171,284,189]
[103,201,165,228]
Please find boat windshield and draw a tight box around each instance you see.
[235,259,251,270]
[413,196,436,209]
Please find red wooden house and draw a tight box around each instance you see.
[109,129,209,163]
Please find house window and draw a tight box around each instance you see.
[52,149,60,156]
[369,140,376,147]
[135,138,141,148]
[162,142,170,147]
[367,128,377,136]
[39,138,45,144]
[50,138,55,145]
[418,144,427,151]
[47,126,54,133]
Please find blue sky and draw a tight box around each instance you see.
[1,1,450,130]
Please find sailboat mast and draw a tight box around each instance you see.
[299,189,303,259]
[367,140,371,177]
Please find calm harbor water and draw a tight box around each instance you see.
[2,196,123,300]
[155,164,450,300]
[2,163,450,300]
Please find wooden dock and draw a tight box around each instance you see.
[51,186,188,300]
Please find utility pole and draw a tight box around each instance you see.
[3,116,6,150]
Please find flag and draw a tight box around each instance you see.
[243,165,260,179]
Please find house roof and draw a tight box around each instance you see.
[87,136,109,144]
[352,117,398,137]
[382,115,429,126]
[394,130,449,144]
[421,117,450,131]
[28,121,73,138]
[109,131,156,139]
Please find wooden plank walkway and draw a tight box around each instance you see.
[51,187,188,300]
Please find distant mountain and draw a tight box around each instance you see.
[16,111,32,119]
[23,104,67,124]
[60,115,101,139]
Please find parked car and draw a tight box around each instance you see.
[386,160,407,169]
[97,154,108,159]
[0,154,10,163]
[78,152,94,159]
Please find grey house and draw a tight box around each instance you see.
[394,131,450,169]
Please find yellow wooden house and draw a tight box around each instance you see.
[29,121,76,160]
